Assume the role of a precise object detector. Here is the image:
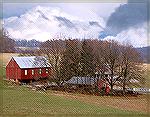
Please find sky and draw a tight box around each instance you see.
[3,3,121,19]
[2,1,149,47]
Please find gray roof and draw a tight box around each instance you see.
[66,76,97,85]
[12,56,51,69]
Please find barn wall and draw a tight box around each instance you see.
[6,58,21,80]
[21,67,51,80]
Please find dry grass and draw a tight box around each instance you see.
[143,64,150,86]
[47,90,149,114]
[3,83,147,117]
[1,81,149,117]
[0,53,19,66]
[147,64,150,70]
[146,64,150,89]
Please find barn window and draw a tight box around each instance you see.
[46,68,48,73]
[25,70,28,75]
[39,69,42,74]
[32,70,34,75]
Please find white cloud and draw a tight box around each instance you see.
[103,23,148,47]
[57,3,124,21]
[4,3,148,47]
[3,5,105,41]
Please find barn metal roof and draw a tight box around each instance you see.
[66,76,97,85]
[12,56,51,69]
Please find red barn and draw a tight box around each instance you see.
[6,56,51,82]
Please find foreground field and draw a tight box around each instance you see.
[48,90,150,113]
[1,81,149,117]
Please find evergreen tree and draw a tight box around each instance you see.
[80,40,95,77]
[60,39,81,81]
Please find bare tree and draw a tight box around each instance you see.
[97,40,145,95]
[40,38,65,85]
[98,40,123,94]
[39,37,145,95]
[0,28,15,53]
[120,44,145,94]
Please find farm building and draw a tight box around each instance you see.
[66,76,97,87]
[6,56,51,83]
[65,76,110,94]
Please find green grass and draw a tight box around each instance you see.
[1,81,148,117]
[0,61,3,78]
[0,60,5,79]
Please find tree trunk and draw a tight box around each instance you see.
[123,78,126,95]
[123,67,127,95]
[110,83,113,95]
[110,71,114,95]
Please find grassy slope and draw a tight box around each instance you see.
[1,82,148,117]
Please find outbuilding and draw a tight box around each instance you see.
[6,56,51,83]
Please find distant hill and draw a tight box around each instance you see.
[15,39,41,47]
[136,46,150,63]
[15,39,41,53]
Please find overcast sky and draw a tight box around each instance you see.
[2,1,149,47]
[3,3,122,19]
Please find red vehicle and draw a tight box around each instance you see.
[6,56,51,82]
[98,79,110,95]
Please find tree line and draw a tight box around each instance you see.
[40,39,145,94]
[0,29,15,53]
[0,28,145,94]
[0,29,41,53]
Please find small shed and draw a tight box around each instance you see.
[66,76,97,87]
[6,56,51,82]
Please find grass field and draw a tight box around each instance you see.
[1,81,149,117]
[0,60,5,79]
[0,59,5,79]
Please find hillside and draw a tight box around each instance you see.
[15,39,41,48]
[136,46,150,63]
[1,80,148,117]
